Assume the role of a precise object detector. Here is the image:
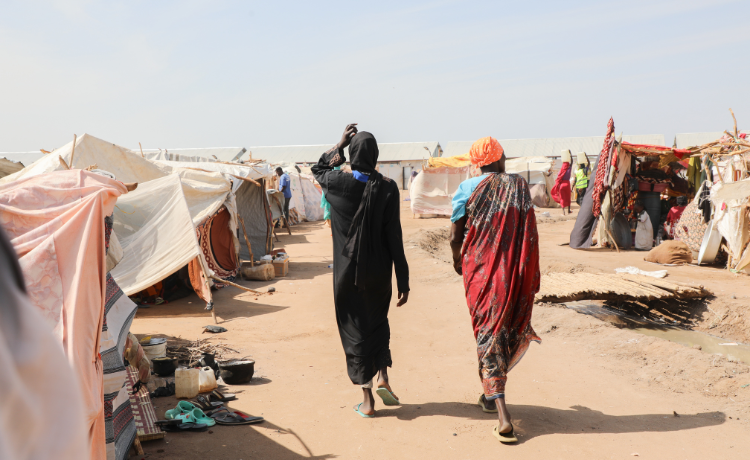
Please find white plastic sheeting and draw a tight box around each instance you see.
[409,166,471,216]
[111,175,205,295]
[0,134,233,227]
[271,163,324,221]
[2,134,238,294]
[710,180,750,270]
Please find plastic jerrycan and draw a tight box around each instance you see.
[199,366,218,393]
[175,368,200,399]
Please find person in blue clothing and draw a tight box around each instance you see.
[276,167,292,224]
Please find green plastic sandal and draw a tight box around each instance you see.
[165,401,197,420]
[190,408,217,427]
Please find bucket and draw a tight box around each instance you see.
[141,338,167,363]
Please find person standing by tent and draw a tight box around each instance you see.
[449,137,541,444]
[572,152,590,206]
[551,149,573,214]
[276,167,292,225]
[633,200,654,250]
[311,124,410,418]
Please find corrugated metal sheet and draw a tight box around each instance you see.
[247,142,441,164]
[443,135,665,158]
[139,147,247,162]
[675,132,749,149]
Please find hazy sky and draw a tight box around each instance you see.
[1,0,749,152]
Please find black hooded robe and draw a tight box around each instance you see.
[311,134,409,385]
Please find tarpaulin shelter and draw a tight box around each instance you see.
[268,163,324,223]
[409,154,561,217]
[570,118,688,250]
[0,134,242,321]
[685,124,750,270]
[147,155,275,262]
[0,169,129,460]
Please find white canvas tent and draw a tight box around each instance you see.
[409,155,562,217]
[150,157,275,261]
[270,164,324,222]
[1,134,243,321]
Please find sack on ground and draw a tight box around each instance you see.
[644,240,693,265]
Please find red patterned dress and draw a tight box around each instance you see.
[462,173,541,399]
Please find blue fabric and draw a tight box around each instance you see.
[352,170,370,183]
[450,175,490,222]
[279,173,292,198]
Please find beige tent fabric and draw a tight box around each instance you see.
[409,166,471,216]
[110,174,204,296]
[0,134,232,227]
[1,134,235,296]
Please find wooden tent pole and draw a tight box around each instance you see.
[69,134,77,168]
[209,275,264,295]
[59,156,70,170]
[731,108,738,138]
[139,142,145,158]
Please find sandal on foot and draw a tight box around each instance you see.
[210,390,237,402]
[375,387,400,406]
[214,410,264,425]
[492,423,518,444]
[477,394,498,413]
[354,403,374,418]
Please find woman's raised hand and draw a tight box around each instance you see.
[337,123,358,149]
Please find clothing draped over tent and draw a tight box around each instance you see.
[0,170,127,460]
[311,134,409,385]
[461,173,540,398]
[591,118,616,218]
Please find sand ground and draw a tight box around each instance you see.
[131,198,750,459]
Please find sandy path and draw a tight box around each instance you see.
[132,202,750,459]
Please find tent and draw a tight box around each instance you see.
[409,154,561,217]
[1,134,244,321]
[0,169,132,460]
[147,156,274,262]
[269,164,324,223]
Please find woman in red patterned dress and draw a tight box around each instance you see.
[449,137,541,443]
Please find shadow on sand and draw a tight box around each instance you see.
[375,401,725,444]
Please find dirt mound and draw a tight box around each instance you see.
[416,227,452,264]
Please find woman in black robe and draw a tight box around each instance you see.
[312,124,410,417]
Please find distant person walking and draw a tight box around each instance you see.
[551,149,573,214]
[450,137,541,444]
[573,152,590,206]
[312,124,409,418]
[275,167,292,224]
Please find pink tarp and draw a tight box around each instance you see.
[0,170,126,460]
